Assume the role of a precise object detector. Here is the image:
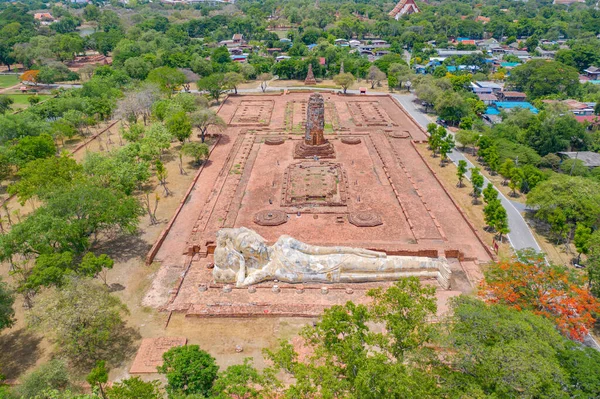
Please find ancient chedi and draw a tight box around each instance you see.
[294,93,335,159]
[304,64,317,85]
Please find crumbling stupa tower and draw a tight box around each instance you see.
[294,93,335,159]
[304,64,317,85]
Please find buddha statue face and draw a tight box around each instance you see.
[213,228,270,283]
[236,228,270,269]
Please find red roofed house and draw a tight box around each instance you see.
[574,115,600,130]
[319,57,326,66]
[389,0,420,20]
[34,13,54,25]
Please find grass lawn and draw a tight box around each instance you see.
[7,94,52,110]
[0,74,20,89]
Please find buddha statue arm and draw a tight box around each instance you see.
[236,264,274,287]
[234,252,247,287]
[284,236,385,258]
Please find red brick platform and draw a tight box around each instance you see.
[149,93,492,317]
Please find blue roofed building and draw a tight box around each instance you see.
[490,101,538,114]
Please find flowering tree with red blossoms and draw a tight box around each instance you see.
[479,251,600,341]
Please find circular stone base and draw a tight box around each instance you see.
[341,137,362,145]
[254,210,288,226]
[387,130,410,139]
[348,212,383,227]
[265,137,285,145]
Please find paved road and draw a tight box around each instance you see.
[392,93,541,252]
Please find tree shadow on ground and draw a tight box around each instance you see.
[108,283,125,292]
[95,233,152,263]
[0,328,42,379]
[214,134,229,145]
[160,151,177,164]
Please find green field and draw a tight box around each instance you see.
[0,74,20,89]
[6,94,52,110]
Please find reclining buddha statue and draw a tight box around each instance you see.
[212,227,452,289]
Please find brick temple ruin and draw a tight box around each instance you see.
[146,92,493,318]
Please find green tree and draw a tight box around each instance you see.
[483,198,501,229]
[434,91,469,125]
[9,134,56,168]
[470,167,484,204]
[508,167,524,197]
[181,142,209,166]
[83,150,150,195]
[455,129,478,152]
[146,67,185,96]
[158,345,219,397]
[86,361,108,399]
[8,154,83,205]
[15,359,71,399]
[527,175,600,238]
[444,296,570,398]
[483,145,500,174]
[587,231,600,297]
[223,72,244,95]
[560,159,589,177]
[24,251,75,292]
[266,278,440,398]
[415,82,441,113]
[456,159,467,188]
[211,46,232,65]
[388,63,413,91]
[27,278,135,367]
[0,183,143,271]
[493,204,510,241]
[0,95,14,114]
[574,223,592,265]
[79,253,114,285]
[0,277,14,331]
[124,57,152,80]
[333,73,354,94]
[367,65,386,89]
[191,57,213,78]
[190,109,225,143]
[498,158,515,185]
[439,134,455,166]
[106,377,163,399]
[526,111,586,156]
[166,111,192,143]
[210,359,276,399]
[509,60,580,99]
[483,183,498,204]
[197,73,227,103]
[83,4,100,21]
